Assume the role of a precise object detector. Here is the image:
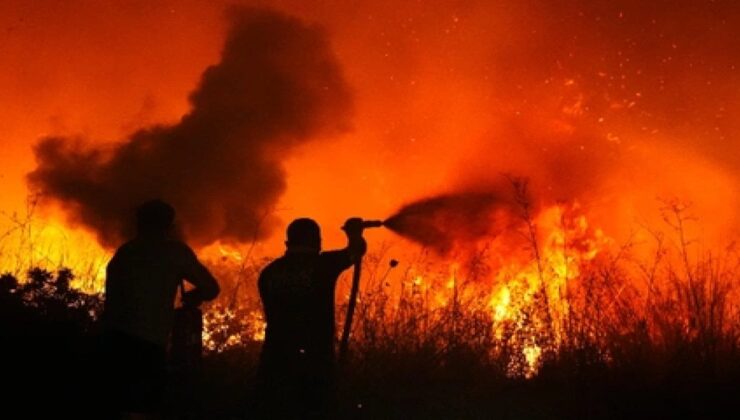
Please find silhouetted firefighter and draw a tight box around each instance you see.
[101,200,220,418]
[255,218,369,419]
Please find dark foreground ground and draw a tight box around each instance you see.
[2,271,738,419]
[198,345,738,420]
[4,331,738,420]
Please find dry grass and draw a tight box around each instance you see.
[1,195,738,418]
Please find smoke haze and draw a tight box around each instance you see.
[4,0,736,254]
[27,7,352,248]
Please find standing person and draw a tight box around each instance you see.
[102,200,220,419]
[256,217,367,419]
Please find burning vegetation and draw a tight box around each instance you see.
[2,182,738,417]
[198,179,739,381]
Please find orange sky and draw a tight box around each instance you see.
[1,0,738,256]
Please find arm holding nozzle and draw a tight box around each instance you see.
[342,218,369,263]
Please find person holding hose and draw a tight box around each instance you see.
[255,217,368,419]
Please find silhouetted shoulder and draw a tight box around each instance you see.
[258,257,286,287]
[113,240,137,255]
[166,239,197,257]
[107,240,136,270]
[261,256,287,273]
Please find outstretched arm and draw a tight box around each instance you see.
[321,218,368,276]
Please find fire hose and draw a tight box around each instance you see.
[338,219,384,365]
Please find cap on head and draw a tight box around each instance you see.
[286,218,321,251]
[136,199,175,235]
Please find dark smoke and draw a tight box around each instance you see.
[385,189,521,254]
[27,7,352,248]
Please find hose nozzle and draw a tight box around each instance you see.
[360,219,384,229]
[342,218,385,233]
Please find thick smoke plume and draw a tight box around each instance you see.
[27,8,352,248]
[385,187,522,254]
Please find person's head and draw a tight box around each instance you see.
[285,218,321,252]
[136,199,175,236]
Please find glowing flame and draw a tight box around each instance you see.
[491,286,511,323]
[202,304,266,352]
[218,246,244,263]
